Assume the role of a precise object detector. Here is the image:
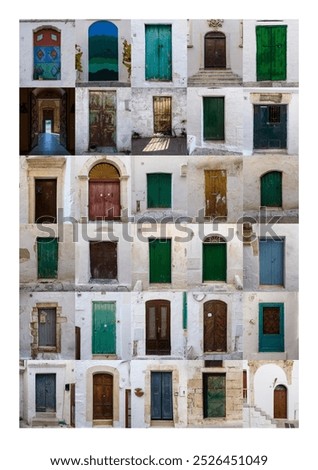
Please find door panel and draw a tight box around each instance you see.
[203,373,226,418]
[38,308,56,347]
[93,373,113,420]
[254,105,287,149]
[153,97,172,134]
[261,171,282,207]
[203,97,224,140]
[92,302,116,354]
[149,239,171,283]
[204,300,227,352]
[145,25,172,80]
[36,373,56,412]
[89,91,116,147]
[259,303,284,352]
[256,26,287,81]
[37,237,58,278]
[274,385,287,419]
[147,173,172,208]
[205,170,227,217]
[205,32,226,68]
[146,300,171,355]
[88,21,119,81]
[151,372,173,420]
[35,179,57,223]
[89,180,120,220]
[203,243,227,281]
[90,241,117,279]
[259,238,284,285]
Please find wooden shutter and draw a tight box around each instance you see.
[149,239,171,283]
[261,171,282,207]
[203,373,226,418]
[90,241,117,279]
[203,97,224,140]
[203,242,227,281]
[259,303,284,352]
[37,237,58,278]
[145,25,172,80]
[147,173,172,208]
[92,302,116,354]
[259,238,284,285]
[256,26,287,81]
[151,372,173,420]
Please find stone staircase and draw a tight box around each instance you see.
[188,68,242,87]
[243,404,277,428]
[31,412,61,427]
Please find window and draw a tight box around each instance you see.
[88,21,118,81]
[90,241,117,280]
[254,105,287,149]
[92,302,116,355]
[147,173,172,208]
[37,237,58,279]
[259,303,284,352]
[256,25,287,81]
[259,238,284,286]
[145,25,172,81]
[149,238,171,283]
[203,373,226,418]
[33,28,61,80]
[203,97,224,141]
[202,235,227,282]
[151,372,173,420]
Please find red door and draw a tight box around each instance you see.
[89,180,120,220]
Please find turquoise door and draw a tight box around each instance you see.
[259,303,284,352]
[92,302,116,354]
[145,25,172,80]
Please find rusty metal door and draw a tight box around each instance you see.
[89,91,116,147]
[205,32,226,68]
[93,373,113,420]
[205,170,227,217]
[89,180,120,220]
[204,300,227,352]
[35,178,57,223]
[153,97,172,134]
[90,241,117,279]
[146,300,171,355]
[274,385,287,419]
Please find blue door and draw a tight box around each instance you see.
[145,25,172,81]
[259,303,284,352]
[259,238,284,285]
[151,372,173,420]
[36,373,56,412]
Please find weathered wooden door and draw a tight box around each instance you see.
[203,373,226,418]
[147,173,172,208]
[35,179,57,223]
[92,302,116,355]
[37,237,58,278]
[89,181,120,220]
[259,238,284,285]
[90,241,117,279]
[146,300,171,355]
[151,372,173,420]
[36,373,56,412]
[205,170,227,217]
[256,26,287,81]
[38,307,56,347]
[125,390,131,428]
[145,25,172,81]
[153,97,172,134]
[149,238,171,283]
[261,171,282,207]
[93,373,113,420]
[204,300,227,352]
[274,385,287,419]
[89,91,116,147]
[203,97,224,140]
[205,32,226,68]
[254,105,287,149]
[203,237,227,282]
[259,303,284,352]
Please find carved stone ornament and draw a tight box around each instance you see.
[207,20,224,29]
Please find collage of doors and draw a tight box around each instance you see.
[19,19,299,428]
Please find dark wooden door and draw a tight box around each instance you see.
[204,300,227,352]
[36,373,56,412]
[125,390,131,428]
[205,170,227,217]
[146,300,171,355]
[153,97,172,134]
[89,91,116,147]
[75,326,81,360]
[93,373,113,420]
[203,97,224,140]
[90,241,117,279]
[205,32,226,68]
[38,308,56,347]
[274,385,287,419]
[261,171,282,207]
[151,372,173,420]
[89,180,120,220]
[145,25,172,81]
[35,179,57,223]
[254,105,287,149]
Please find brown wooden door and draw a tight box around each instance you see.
[35,179,57,223]
[125,389,131,428]
[153,97,172,134]
[90,241,117,279]
[205,32,226,68]
[89,180,120,220]
[205,170,227,217]
[75,326,81,360]
[93,373,113,420]
[146,300,171,355]
[274,385,287,419]
[89,91,116,147]
[204,300,227,352]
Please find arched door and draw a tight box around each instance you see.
[88,21,118,81]
[204,300,227,352]
[261,171,282,207]
[205,32,226,69]
[274,384,287,419]
[89,163,120,220]
[93,373,113,420]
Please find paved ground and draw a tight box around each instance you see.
[132,136,187,155]
[29,133,70,155]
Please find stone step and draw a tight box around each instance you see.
[188,69,242,87]
[32,412,60,427]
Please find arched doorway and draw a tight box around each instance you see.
[274,384,287,419]
[261,171,282,207]
[88,162,121,220]
[204,32,226,69]
[204,300,227,352]
[93,373,113,421]
[88,21,118,81]
[146,300,171,355]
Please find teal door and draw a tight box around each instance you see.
[203,97,224,140]
[149,238,171,283]
[92,302,116,354]
[145,25,172,81]
[254,105,287,149]
[203,241,227,282]
[259,303,284,352]
[203,373,226,418]
[37,237,58,279]
[259,238,284,285]
[261,171,282,207]
[147,173,172,208]
[256,25,287,81]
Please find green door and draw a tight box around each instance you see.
[203,373,226,418]
[261,171,282,207]
[147,173,172,208]
[256,25,287,81]
[37,237,58,278]
[145,25,172,81]
[203,242,227,282]
[203,97,224,140]
[259,303,284,352]
[149,238,171,283]
[92,302,116,354]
